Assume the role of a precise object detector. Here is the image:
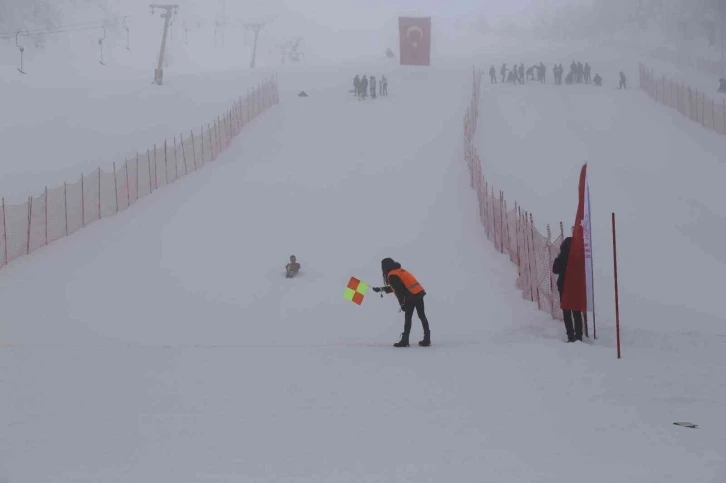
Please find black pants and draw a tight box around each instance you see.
[403,295,430,335]
[563,310,583,341]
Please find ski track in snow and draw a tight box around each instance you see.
[1,51,725,482]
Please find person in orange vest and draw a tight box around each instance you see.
[372,257,431,347]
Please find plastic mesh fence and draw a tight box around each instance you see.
[640,63,726,137]
[464,68,566,322]
[47,184,67,243]
[0,77,279,271]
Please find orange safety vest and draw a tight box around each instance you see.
[387,268,424,296]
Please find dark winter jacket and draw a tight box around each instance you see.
[379,258,426,306]
[552,237,573,296]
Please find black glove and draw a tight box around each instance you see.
[372,287,381,293]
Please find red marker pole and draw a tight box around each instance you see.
[612,213,621,359]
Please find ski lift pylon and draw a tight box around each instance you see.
[16,31,27,74]
[124,16,131,50]
[98,26,106,65]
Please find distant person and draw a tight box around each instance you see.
[381,75,388,95]
[489,65,497,84]
[584,63,591,84]
[354,75,360,97]
[501,63,508,83]
[285,255,301,278]
[552,237,583,342]
[372,258,431,347]
[619,71,627,89]
[519,64,525,84]
[370,75,377,99]
[593,73,602,86]
[360,75,368,99]
[719,78,726,93]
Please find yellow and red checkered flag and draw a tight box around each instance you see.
[344,277,369,305]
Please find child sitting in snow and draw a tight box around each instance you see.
[285,255,301,278]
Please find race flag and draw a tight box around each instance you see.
[398,17,431,66]
[344,277,369,306]
[561,163,594,312]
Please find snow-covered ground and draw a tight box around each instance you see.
[643,54,725,100]
[2,32,726,482]
[478,59,726,335]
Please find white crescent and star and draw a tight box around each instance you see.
[406,25,424,48]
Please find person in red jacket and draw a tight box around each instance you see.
[372,257,431,347]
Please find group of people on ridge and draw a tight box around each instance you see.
[491,62,548,84]
[489,61,626,89]
[353,74,388,99]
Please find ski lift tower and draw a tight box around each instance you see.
[243,22,265,68]
[150,3,179,85]
[243,16,276,68]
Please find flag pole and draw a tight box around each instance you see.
[590,263,597,340]
[612,212,622,359]
[587,176,596,340]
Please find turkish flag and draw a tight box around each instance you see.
[399,17,431,66]
[561,163,594,312]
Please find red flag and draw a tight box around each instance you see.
[399,17,431,66]
[561,164,594,312]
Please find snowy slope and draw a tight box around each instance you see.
[2,61,726,482]
[476,74,726,479]
[644,54,725,100]
[0,65,274,202]
[478,77,726,336]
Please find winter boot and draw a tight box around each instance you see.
[394,332,410,348]
[419,331,431,347]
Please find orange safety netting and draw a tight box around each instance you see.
[464,67,565,322]
[0,76,280,270]
[639,63,726,136]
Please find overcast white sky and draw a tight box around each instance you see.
[122,0,574,26]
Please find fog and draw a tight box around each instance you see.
[0,0,569,77]
[1,0,724,77]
